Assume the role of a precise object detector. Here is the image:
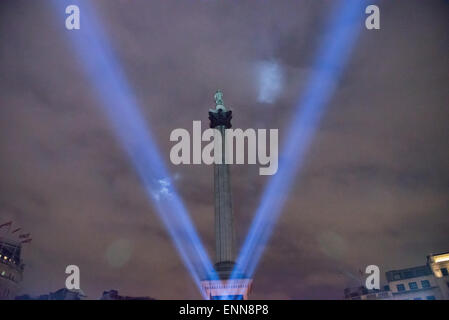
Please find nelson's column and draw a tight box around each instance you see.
[200,91,253,300]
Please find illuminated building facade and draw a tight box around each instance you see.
[344,251,449,300]
[0,237,24,300]
[427,252,449,299]
[386,265,441,300]
[201,91,253,300]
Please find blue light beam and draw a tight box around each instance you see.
[50,0,217,296]
[233,0,370,280]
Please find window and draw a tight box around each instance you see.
[421,280,430,288]
[441,268,449,276]
[426,296,436,300]
[416,269,427,277]
[384,285,390,291]
[413,297,422,300]
[397,284,405,292]
[409,282,418,290]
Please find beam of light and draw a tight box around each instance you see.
[256,60,284,104]
[49,0,217,296]
[232,0,371,282]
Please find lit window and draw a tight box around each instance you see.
[421,280,430,288]
[409,282,418,290]
[397,284,406,292]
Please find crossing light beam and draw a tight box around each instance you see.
[233,0,370,281]
[50,0,217,296]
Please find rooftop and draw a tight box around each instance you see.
[386,265,432,282]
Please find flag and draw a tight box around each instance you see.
[19,233,30,239]
[12,228,21,234]
[0,221,13,230]
[0,221,13,233]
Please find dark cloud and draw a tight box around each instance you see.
[0,0,448,299]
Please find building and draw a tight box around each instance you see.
[0,236,25,300]
[200,91,253,300]
[344,251,449,300]
[427,252,449,299]
[344,286,393,300]
[100,290,155,300]
[16,288,86,300]
[16,289,156,300]
[386,265,441,300]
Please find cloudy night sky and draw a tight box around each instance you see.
[0,0,448,299]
